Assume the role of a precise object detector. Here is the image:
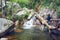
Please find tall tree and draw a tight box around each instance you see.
[3,0,8,16]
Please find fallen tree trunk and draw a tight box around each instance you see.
[28,12,56,29]
[36,14,56,29]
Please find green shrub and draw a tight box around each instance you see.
[17,16,23,21]
[7,14,13,20]
[24,12,30,19]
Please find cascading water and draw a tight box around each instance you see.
[23,15,36,29]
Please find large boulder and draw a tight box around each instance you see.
[38,7,57,19]
[0,18,14,37]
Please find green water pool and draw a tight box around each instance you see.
[16,27,52,40]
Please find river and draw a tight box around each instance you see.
[16,27,52,40]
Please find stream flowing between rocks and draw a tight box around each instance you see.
[15,15,52,40]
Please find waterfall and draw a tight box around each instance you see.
[23,15,36,29]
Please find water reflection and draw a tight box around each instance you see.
[16,27,51,40]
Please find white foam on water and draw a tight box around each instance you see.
[23,15,36,29]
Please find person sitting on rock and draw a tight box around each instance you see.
[36,13,60,40]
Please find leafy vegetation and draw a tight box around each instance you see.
[4,0,60,18]
[8,0,60,9]
[17,15,23,22]
[24,12,30,19]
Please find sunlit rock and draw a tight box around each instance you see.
[38,7,57,19]
[16,10,26,16]
[0,18,13,34]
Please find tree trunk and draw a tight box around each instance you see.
[36,14,56,29]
